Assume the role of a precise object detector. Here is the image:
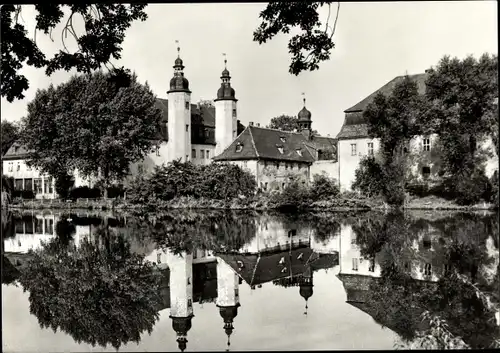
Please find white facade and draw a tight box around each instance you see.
[191,144,216,166]
[215,99,237,156]
[166,250,194,318]
[167,91,192,163]
[337,137,380,192]
[216,258,240,307]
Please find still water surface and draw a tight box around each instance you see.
[2,209,499,351]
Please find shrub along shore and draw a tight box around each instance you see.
[5,161,498,212]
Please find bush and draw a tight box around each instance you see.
[126,161,257,204]
[13,190,36,199]
[54,173,75,199]
[269,178,311,210]
[352,156,385,197]
[69,186,102,200]
[107,185,125,199]
[453,170,491,205]
[309,174,339,201]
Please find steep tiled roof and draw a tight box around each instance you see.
[218,247,317,286]
[3,142,32,161]
[337,73,427,140]
[213,126,316,163]
[344,73,428,113]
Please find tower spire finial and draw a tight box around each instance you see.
[223,53,227,69]
[302,92,306,107]
[176,40,180,58]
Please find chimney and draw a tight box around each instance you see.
[256,123,260,127]
[249,122,254,126]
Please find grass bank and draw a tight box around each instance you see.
[6,194,497,212]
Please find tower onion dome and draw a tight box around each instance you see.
[219,305,240,349]
[215,57,237,101]
[297,106,312,121]
[171,316,193,352]
[168,46,190,93]
[299,268,314,315]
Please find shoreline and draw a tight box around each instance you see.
[4,196,498,212]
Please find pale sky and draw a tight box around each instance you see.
[1,2,498,138]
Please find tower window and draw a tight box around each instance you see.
[232,109,237,117]
[233,130,237,138]
[186,124,189,132]
[188,299,192,307]
[424,263,432,276]
[423,137,430,151]
[351,143,357,156]
[185,101,190,110]
[192,149,196,158]
[422,166,431,179]
[235,143,243,152]
[186,155,189,162]
[367,142,374,156]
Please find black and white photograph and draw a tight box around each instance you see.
[1,1,499,351]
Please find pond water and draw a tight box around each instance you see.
[2,209,499,351]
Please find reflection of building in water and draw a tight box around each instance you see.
[3,214,57,253]
[166,250,194,352]
[217,226,337,314]
[239,216,312,254]
[216,257,240,350]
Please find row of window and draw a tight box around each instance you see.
[14,178,53,194]
[349,138,431,157]
[259,180,306,191]
[6,162,31,172]
[352,258,435,276]
[15,218,54,235]
[191,149,211,159]
[262,160,305,171]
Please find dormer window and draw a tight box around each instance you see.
[276,144,284,154]
[235,143,243,152]
[280,136,286,143]
[296,149,302,157]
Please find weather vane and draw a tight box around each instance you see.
[175,40,180,57]
[223,53,227,69]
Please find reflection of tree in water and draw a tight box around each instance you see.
[352,211,500,349]
[19,224,161,350]
[130,210,259,255]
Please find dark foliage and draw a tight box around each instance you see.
[1,4,148,102]
[1,121,20,156]
[69,186,102,199]
[253,2,339,75]
[126,160,257,204]
[19,229,161,350]
[352,156,385,197]
[54,172,75,200]
[12,189,35,199]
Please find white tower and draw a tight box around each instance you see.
[216,257,240,350]
[167,43,192,163]
[167,250,194,352]
[214,54,238,157]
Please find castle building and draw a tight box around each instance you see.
[336,73,498,191]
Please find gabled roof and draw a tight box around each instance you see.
[213,126,316,163]
[217,247,338,287]
[337,73,427,140]
[344,73,428,113]
[2,142,32,161]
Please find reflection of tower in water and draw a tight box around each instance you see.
[216,257,240,351]
[166,250,194,352]
[299,266,314,315]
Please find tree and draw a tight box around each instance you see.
[267,114,319,135]
[253,2,340,75]
[363,75,427,206]
[1,4,148,103]
[19,230,161,350]
[20,70,162,198]
[1,120,20,156]
[352,156,385,197]
[424,54,498,203]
